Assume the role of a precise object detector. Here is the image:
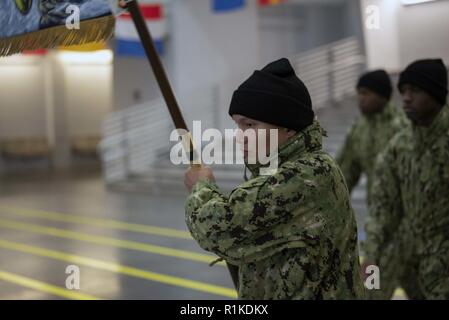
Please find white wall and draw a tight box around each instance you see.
[0,57,47,139]
[361,0,449,71]
[64,65,112,137]
[113,0,365,113]
[258,4,307,63]
[113,0,262,133]
[360,0,402,71]
[398,0,449,66]
[170,0,260,94]
[343,0,364,46]
[0,53,112,141]
[113,55,165,111]
[113,0,261,111]
[259,1,363,64]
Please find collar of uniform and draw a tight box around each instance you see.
[412,104,449,150]
[245,120,326,177]
[365,102,396,123]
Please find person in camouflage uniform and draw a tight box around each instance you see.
[184,58,365,300]
[364,59,449,299]
[337,70,407,205]
[336,70,414,299]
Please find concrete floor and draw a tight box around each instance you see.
[0,171,235,299]
[0,171,370,300]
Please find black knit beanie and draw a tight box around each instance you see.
[357,70,393,99]
[228,58,315,132]
[398,59,448,105]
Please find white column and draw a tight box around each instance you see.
[360,0,401,72]
[43,52,71,170]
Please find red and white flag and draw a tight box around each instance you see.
[115,1,167,56]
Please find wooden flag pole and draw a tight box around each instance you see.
[125,0,201,164]
[123,0,239,291]
[126,1,186,130]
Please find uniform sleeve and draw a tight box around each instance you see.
[185,167,315,266]
[336,125,362,193]
[363,144,404,263]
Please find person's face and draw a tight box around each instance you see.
[357,88,388,115]
[399,84,442,126]
[231,115,296,162]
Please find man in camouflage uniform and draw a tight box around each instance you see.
[336,70,414,299]
[184,58,365,299]
[337,70,407,206]
[364,59,449,299]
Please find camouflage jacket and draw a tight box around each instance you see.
[336,103,407,204]
[185,121,365,300]
[364,105,449,296]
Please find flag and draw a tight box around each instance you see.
[23,49,48,56]
[0,0,117,57]
[258,0,287,6]
[59,42,109,52]
[115,2,166,57]
[212,0,246,12]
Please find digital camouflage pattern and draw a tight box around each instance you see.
[185,121,365,299]
[364,105,449,299]
[336,103,408,204]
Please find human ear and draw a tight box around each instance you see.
[285,128,296,138]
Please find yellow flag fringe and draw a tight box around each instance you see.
[0,15,115,57]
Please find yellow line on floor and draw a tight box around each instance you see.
[0,218,224,267]
[0,270,101,300]
[393,288,406,299]
[0,205,192,239]
[0,239,237,299]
